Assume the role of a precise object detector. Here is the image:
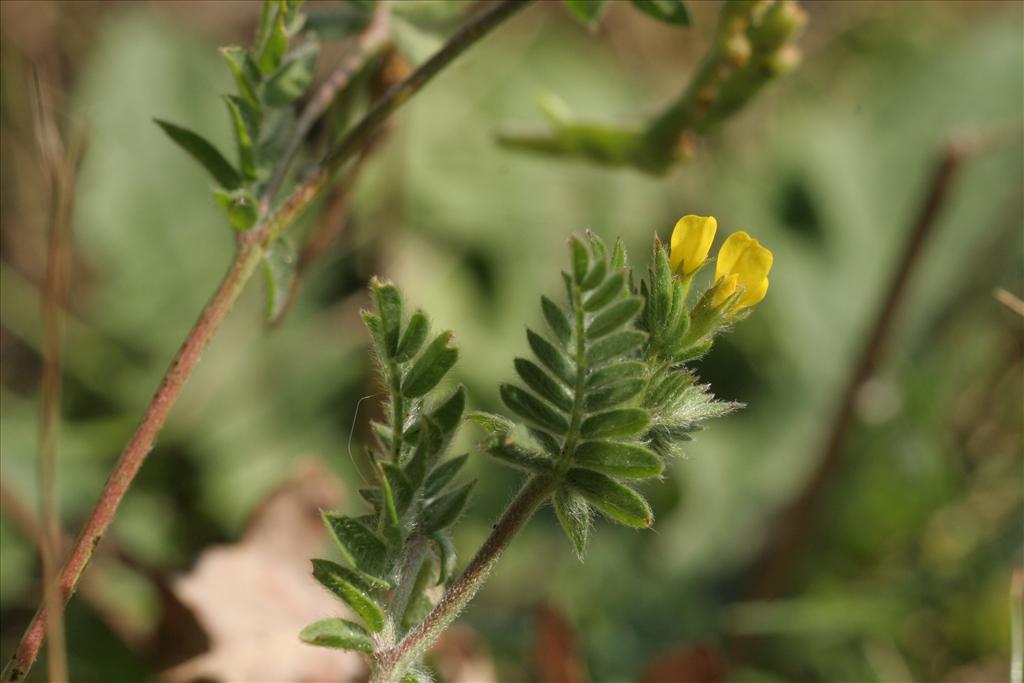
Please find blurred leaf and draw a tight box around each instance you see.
[305,6,373,40]
[371,277,403,357]
[381,461,413,514]
[630,0,690,27]
[299,618,373,652]
[400,560,434,630]
[466,411,514,435]
[580,407,649,439]
[431,531,456,586]
[223,95,259,179]
[264,40,320,107]
[256,2,289,74]
[564,0,608,28]
[155,119,241,189]
[220,46,262,107]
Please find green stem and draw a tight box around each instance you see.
[1,4,531,680]
[372,475,554,683]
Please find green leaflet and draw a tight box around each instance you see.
[264,40,320,107]
[581,408,650,439]
[311,560,386,632]
[322,512,389,579]
[396,310,429,362]
[541,295,572,345]
[574,441,663,479]
[566,468,653,528]
[527,329,576,386]
[564,0,608,27]
[371,278,403,358]
[514,358,573,412]
[403,331,458,398]
[424,454,469,498]
[466,411,514,435]
[586,360,645,389]
[584,271,626,312]
[431,531,457,586]
[586,296,643,339]
[631,0,690,26]
[422,481,475,534]
[485,437,555,475]
[500,383,569,434]
[583,377,644,411]
[299,618,374,652]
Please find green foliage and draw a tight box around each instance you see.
[299,619,374,652]
[304,276,470,657]
[630,0,690,26]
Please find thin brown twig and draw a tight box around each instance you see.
[31,67,78,683]
[747,138,972,601]
[1,3,532,680]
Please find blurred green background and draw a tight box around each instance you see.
[1,1,1021,682]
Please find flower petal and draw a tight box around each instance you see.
[715,231,755,282]
[670,215,717,276]
[736,276,769,309]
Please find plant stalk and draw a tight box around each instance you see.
[372,474,554,683]
[1,3,530,679]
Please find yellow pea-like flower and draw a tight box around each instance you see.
[712,231,773,311]
[670,215,717,276]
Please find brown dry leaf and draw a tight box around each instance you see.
[641,644,728,683]
[160,459,367,683]
[534,602,590,683]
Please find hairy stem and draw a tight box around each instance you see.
[1,3,530,679]
[372,475,554,683]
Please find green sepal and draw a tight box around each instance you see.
[214,187,259,231]
[574,441,663,478]
[610,238,627,271]
[586,296,643,339]
[566,468,653,528]
[580,408,650,439]
[395,309,429,362]
[423,454,468,498]
[554,487,591,561]
[265,39,320,107]
[311,559,386,632]
[526,329,576,386]
[431,531,457,586]
[371,421,393,453]
[402,331,458,398]
[500,383,569,435]
[422,481,474,533]
[322,512,389,578]
[583,378,644,411]
[541,296,572,346]
[156,119,241,190]
[584,271,626,312]
[514,358,573,412]
[299,618,373,652]
[585,330,647,365]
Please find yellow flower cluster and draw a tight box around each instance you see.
[669,214,773,312]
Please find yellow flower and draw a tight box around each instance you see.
[670,215,717,276]
[712,231,773,311]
